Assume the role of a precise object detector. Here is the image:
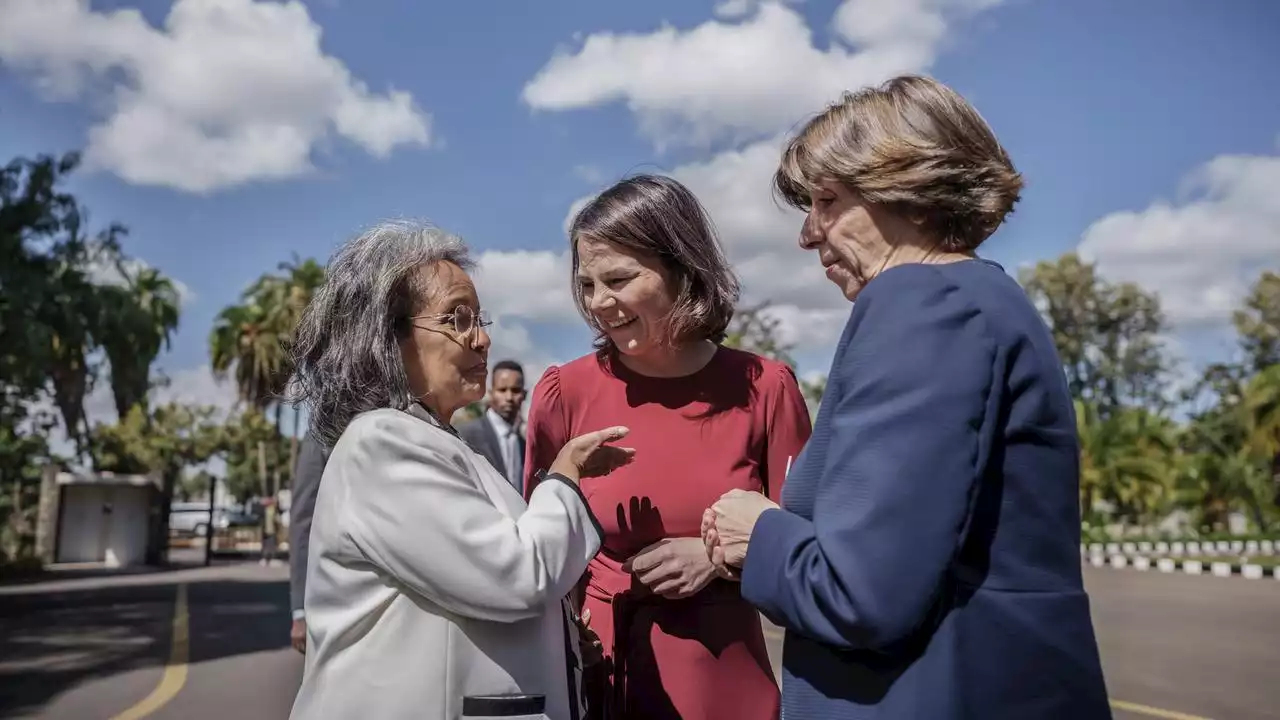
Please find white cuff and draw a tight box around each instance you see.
[292,609,306,620]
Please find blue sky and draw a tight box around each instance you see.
[2,0,1278,428]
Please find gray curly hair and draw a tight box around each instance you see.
[290,219,473,448]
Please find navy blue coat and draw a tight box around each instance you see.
[741,260,1111,719]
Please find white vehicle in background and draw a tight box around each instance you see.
[169,502,235,537]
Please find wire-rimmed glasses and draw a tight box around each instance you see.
[410,305,493,337]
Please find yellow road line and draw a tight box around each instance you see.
[111,583,189,720]
[1111,699,1212,720]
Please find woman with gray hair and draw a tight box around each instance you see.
[287,220,633,720]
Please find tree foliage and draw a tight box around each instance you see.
[1020,253,1171,415]
[723,300,826,407]
[1234,271,1280,372]
[2,145,1279,562]
[91,403,224,476]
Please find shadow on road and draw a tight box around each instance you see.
[187,576,293,665]
[0,568,292,718]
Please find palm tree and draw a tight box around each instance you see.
[42,242,104,461]
[1243,365,1280,507]
[209,256,325,491]
[99,266,181,420]
[1076,400,1176,528]
[274,257,325,475]
[209,301,289,412]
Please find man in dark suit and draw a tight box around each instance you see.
[289,433,328,653]
[457,359,527,493]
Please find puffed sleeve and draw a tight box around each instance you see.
[523,365,568,500]
[762,363,812,504]
[741,266,1003,650]
[343,411,601,624]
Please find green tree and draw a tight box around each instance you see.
[0,153,131,460]
[0,153,83,406]
[218,408,293,502]
[1243,365,1280,508]
[1076,399,1177,526]
[98,265,182,420]
[175,470,215,503]
[210,301,290,413]
[1,150,189,558]
[1226,270,1280,509]
[0,405,56,561]
[1233,271,1280,373]
[1020,253,1171,415]
[210,255,325,487]
[723,300,826,407]
[254,256,326,473]
[723,300,796,367]
[90,403,223,476]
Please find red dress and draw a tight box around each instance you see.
[523,347,812,720]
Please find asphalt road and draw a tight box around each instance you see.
[1,563,1276,719]
[0,554,301,720]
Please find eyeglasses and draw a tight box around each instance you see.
[411,306,493,337]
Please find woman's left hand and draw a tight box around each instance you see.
[708,490,779,568]
[623,537,718,599]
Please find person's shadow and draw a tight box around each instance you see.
[609,495,766,718]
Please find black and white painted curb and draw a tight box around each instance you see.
[1081,539,1279,579]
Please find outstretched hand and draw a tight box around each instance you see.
[550,426,635,482]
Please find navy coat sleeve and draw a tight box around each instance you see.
[740,267,1003,650]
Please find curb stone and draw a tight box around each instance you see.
[1085,553,1279,580]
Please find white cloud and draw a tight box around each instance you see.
[151,364,240,418]
[669,138,851,348]
[572,164,606,184]
[473,249,579,324]
[0,0,430,193]
[469,247,585,392]
[522,0,1006,148]
[84,255,196,305]
[1078,151,1280,328]
[557,143,851,351]
[526,0,1011,354]
[562,196,594,234]
[713,0,803,20]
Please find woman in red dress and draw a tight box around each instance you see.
[524,175,812,720]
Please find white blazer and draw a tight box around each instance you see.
[289,404,601,720]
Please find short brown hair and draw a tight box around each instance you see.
[774,75,1023,252]
[568,174,740,349]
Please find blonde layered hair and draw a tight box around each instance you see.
[774,75,1024,252]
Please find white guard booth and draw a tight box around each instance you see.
[49,470,160,568]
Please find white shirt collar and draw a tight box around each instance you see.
[486,407,519,437]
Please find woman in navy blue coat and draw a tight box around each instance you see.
[702,75,1112,719]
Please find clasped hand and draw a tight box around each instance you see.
[699,489,778,578]
[623,537,718,599]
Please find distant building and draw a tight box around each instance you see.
[35,466,165,568]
